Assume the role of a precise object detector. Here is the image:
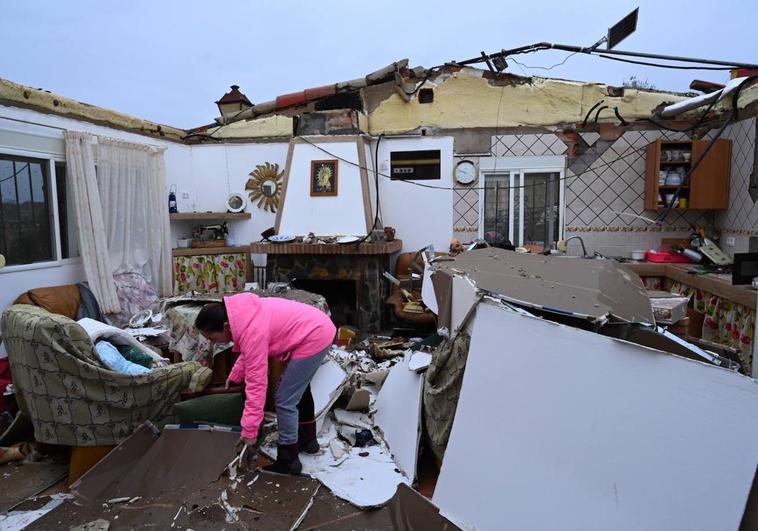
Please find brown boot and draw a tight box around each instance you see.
[261,443,302,476]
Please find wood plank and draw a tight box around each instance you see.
[689,139,732,209]
[172,245,250,257]
[169,212,251,221]
[274,140,296,233]
[625,262,756,309]
[357,136,374,233]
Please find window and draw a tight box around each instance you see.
[0,154,77,266]
[481,160,564,248]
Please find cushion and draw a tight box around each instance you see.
[14,285,81,320]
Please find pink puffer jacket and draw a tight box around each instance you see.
[225,293,335,439]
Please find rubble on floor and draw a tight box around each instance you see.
[24,423,454,530]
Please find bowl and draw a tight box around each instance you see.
[630,250,646,261]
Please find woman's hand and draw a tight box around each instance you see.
[225,376,232,390]
[236,436,257,470]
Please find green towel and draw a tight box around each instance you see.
[116,345,154,368]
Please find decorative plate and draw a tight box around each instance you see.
[269,235,295,243]
[337,235,361,244]
[226,192,247,213]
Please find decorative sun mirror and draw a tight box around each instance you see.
[246,162,284,213]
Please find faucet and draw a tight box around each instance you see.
[558,236,588,258]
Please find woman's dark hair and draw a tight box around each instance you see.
[194,302,228,333]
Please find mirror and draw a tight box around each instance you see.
[262,179,278,197]
[246,162,284,213]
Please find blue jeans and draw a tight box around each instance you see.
[276,346,329,445]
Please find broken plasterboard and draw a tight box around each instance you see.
[433,248,655,324]
[421,253,439,314]
[311,359,349,431]
[450,274,479,334]
[261,443,408,509]
[433,301,758,531]
[408,351,432,372]
[373,351,424,481]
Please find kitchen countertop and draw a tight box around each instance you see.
[624,262,757,309]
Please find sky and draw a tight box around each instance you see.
[1,0,756,129]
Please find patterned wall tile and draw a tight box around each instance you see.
[452,124,751,248]
[490,133,567,157]
[718,117,757,233]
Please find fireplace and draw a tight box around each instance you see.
[250,240,402,333]
[292,278,357,327]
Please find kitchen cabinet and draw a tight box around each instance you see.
[644,139,732,210]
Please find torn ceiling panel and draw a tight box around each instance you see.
[432,249,654,324]
[434,301,758,531]
[373,352,424,481]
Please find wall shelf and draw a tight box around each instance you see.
[172,245,250,257]
[169,212,251,221]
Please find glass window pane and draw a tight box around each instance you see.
[0,155,54,265]
[522,172,560,248]
[483,173,510,241]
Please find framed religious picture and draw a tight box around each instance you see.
[310,159,338,196]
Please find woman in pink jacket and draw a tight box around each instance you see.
[195,293,336,475]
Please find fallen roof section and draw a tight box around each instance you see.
[434,300,758,531]
[430,249,655,325]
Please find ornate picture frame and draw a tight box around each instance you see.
[310,159,338,196]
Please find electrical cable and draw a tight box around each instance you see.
[507,51,579,72]
[595,54,736,71]
[297,134,651,192]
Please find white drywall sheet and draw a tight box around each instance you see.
[374,352,424,481]
[450,274,478,333]
[433,302,758,531]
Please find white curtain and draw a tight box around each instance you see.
[96,138,173,297]
[63,131,122,313]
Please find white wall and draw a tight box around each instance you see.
[277,140,369,237]
[374,136,454,253]
[170,142,289,265]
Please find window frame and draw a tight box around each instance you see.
[0,146,79,274]
[478,156,566,246]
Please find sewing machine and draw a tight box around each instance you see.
[192,222,229,248]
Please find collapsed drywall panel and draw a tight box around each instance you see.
[374,352,424,481]
[311,359,348,421]
[450,275,479,334]
[434,302,758,531]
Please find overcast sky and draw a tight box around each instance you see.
[1,0,755,129]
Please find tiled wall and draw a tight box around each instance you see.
[718,117,758,256]
[452,128,720,257]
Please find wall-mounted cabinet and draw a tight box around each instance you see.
[644,139,732,210]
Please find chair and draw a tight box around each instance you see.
[0,304,206,449]
[386,251,437,329]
